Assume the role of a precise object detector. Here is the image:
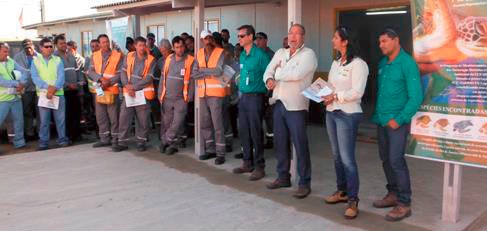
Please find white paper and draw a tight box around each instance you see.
[125,90,146,107]
[220,65,236,85]
[38,94,60,110]
[301,78,334,103]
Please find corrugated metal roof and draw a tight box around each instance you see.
[22,12,114,30]
[92,0,146,9]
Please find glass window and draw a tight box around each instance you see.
[81,31,93,57]
[204,19,220,33]
[147,25,165,43]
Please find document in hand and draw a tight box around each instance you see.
[220,65,236,85]
[38,94,60,110]
[125,90,147,107]
[301,78,334,103]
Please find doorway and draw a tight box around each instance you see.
[338,6,413,122]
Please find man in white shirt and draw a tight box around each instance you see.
[263,24,318,198]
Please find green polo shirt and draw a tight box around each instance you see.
[372,49,423,126]
[239,44,270,94]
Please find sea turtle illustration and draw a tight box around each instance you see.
[416,115,432,128]
[479,123,487,135]
[453,120,473,133]
[433,118,449,131]
[414,0,487,59]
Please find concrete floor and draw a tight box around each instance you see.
[1,125,487,231]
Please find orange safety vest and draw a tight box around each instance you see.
[93,50,122,94]
[196,47,226,98]
[160,54,194,103]
[124,51,155,100]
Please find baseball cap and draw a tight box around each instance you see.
[200,30,212,39]
[256,32,268,40]
[22,39,34,49]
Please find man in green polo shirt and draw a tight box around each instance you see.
[371,28,423,222]
[232,25,270,181]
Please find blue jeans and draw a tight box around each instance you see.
[377,124,412,205]
[0,99,25,148]
[38,95,69,148]
[273,101,311,187]
[326,110,362,201]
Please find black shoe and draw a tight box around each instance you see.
[266,178,292,190]
[112,145,128,152]
[234,152,243,159]
[179,140,187,148]
[167,147,178,155]
[159,144,169,154]
[215,156,226,165]
[93,141,111,148]
[58,142,69,148]
[37,146,49,151]
[199,152,217,160]
[137,144,146,152]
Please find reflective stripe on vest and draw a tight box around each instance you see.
[93,50,122,94]
[0,58,16,102]
[124,51,155,100]
[196,47,226,98]
[160,54,194,103]
[33,55,63,96]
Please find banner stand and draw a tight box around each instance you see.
[442,163,462,223]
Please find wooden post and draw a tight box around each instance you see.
[193,0,204,157]
[442,163,462,223]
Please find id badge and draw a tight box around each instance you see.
[180,68,185,76]
[240,64,243,69]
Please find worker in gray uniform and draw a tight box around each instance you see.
[54,34,85,143]
[14,39,38,141]
[113,36,156,152]
[88,34,123,148]
[195,30,227,165]
[158,36,197,155]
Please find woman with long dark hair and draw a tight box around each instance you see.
[322,26,369,219]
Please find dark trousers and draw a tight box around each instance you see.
[65,90,82,140]
[238,94,265,169]
[273,101,311,187]
[377,124,412,205]
[22,91,38,136]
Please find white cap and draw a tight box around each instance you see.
[200,30,212,39]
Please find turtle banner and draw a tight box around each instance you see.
[407,0,487,168]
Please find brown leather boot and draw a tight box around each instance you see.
[293,186,311,199]
[248,168,265,181]
[373,192,398,208]
[232,164,254,174]
[385,203,412,222]
[266,178,291,189]
[324,190,348,204]
[344,200,359,219]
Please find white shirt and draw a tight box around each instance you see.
[263,45,318,111]
[326,57,369,113]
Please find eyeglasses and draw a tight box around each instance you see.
[237,34,247,39]
[43,45,53,49]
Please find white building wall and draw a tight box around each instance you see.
[33,0,409,71]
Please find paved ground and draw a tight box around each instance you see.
[1,125,487,231]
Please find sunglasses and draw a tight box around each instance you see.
[43,45,53,49]
[337,26,349,38]
[237,34,247,39]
